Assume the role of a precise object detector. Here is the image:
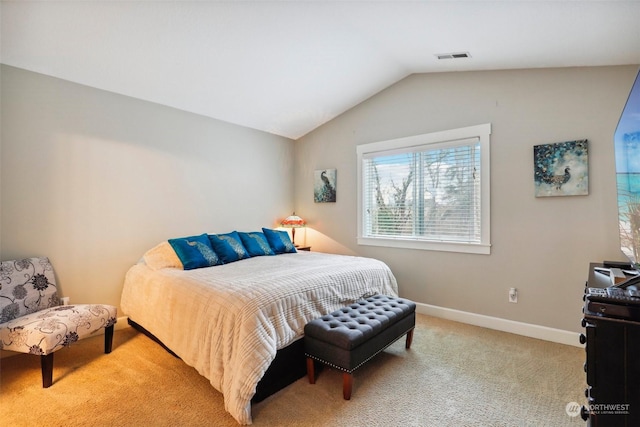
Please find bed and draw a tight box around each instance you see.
[120,239,398,425]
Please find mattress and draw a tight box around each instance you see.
[120,250,398,424]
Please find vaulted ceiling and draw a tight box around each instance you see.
[2,1,639,139]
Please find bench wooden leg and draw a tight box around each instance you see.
[405,328,414,349]
[343,372,353,400]
[306,357,316,384]
[41,353,54,388]
[104,324,114,354]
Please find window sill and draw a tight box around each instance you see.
[357,236,491,255]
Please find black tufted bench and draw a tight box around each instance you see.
[304,294,416,399]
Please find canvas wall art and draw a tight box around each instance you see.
[615,71,640,266]
[533,139,588,197]
[314,169,336,203]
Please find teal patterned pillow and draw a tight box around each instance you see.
[168,233,222,270]
[238,232,275,257]
[262,228,297,254]
[208,231,251,263]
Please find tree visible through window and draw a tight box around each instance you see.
[357,124,491,254]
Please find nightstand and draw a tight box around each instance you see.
[296,246,311,251]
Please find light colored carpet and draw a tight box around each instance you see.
[0,314,586,426]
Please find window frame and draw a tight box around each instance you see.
[356,123,491,255]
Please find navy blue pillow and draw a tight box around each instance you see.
[208,231,251,263]
[262,228,297,254]
[238,232,275,257]
[168,233,222,270]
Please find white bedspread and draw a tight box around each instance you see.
[120,251,398,424]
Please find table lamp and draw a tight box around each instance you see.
[281,213,306,246]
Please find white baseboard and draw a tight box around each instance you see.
[416,302,583,348]
[115,315,130,331]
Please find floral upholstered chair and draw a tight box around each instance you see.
[0,257,117,387]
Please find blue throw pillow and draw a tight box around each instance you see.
[208,231,251,263]
[262,228,297,254]
[168,233,222,270]
[238,232,275,257]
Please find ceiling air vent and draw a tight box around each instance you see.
[436,52,471,60]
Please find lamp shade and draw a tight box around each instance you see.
[281,213,306,228]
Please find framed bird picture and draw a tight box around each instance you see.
[534,139,588,197]
[314,169,337,203]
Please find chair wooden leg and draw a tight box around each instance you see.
[405,328,414,349]
[41,353,54,388]
[343,372,353,400]
[306,357,316,384]
[104,324,114,354]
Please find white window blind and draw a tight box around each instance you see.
[357,124,491,254]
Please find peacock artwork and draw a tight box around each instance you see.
[314,169,337,203]
[533,139,588,197]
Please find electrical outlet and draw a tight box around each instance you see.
[509,288,518,303]
[61,297,70,305]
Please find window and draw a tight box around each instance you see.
[357,123,491,254]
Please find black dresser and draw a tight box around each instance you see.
[581,263,640,426]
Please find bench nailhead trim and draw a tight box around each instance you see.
[305,325,414,373]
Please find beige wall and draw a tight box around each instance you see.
[0,65,295,312]
[295,65,640,332]
[3,64,638,335]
